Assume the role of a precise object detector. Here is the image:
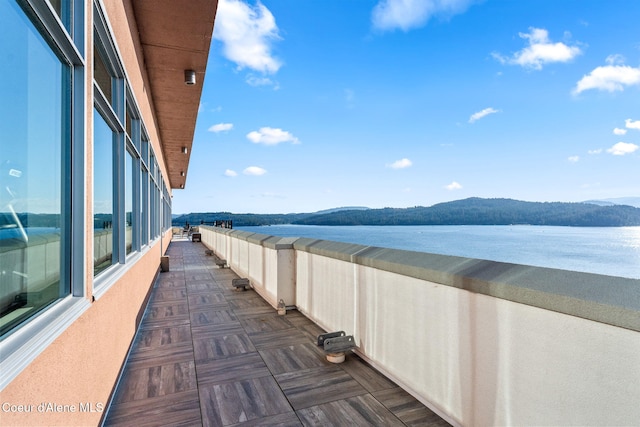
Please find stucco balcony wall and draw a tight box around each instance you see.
[199,225,640,426]
[199,227,296,308]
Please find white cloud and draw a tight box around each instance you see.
[224,169,238,177]
[247,127,300,145]
[387,158,413,169]
[613,127,627,135]
[625,119,640,130]
[606,54,625,65]
[588,149,603,155]
[213,0,282,74]
[371,0,478,32]
[208,123,234,133]
[445,181,462,190]
[568,156,580,163]
[243,166,267,176]
[469,107,499,123]
[246,74,279,89]
[493,27,582,70]
[606,142,639,156]
[573,65,640,94]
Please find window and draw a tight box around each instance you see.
[125,150,133,255]
[141,167,149,245]
[140,137,149,245]
[47,0,70,31]
[93,108,114,275]
[93,44,112,105]
[0,0,73,337]
[149,151,158,240]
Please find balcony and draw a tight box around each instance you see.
[104,236,450,426]
[102,224,640,426]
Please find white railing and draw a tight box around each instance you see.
[0,233,61,313]
[198,225,640,427]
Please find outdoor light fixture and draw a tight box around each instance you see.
[180,171,185,177]
[180,184,184,189]
[184,69,196,85]
[181,146,188,154]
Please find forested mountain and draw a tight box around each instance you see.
[292,198,640,226]
[172,198,640,228]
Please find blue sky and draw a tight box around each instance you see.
[173,0,640,214]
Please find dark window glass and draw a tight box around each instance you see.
[48,0,70,31]
[125,107,132,138]
[93,45,112,103]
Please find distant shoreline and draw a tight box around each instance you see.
[172,197,640,228]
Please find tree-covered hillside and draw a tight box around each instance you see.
[292,198,640,226]
[172,198,640,228]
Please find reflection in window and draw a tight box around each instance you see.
[154,186,161,238]
[93,109,113,275]
[0,1,70,336]
[93,45,112,103]
[141,168,148,245]
[125,107,132,139]
[47,0,69,31]
[125,150,133,255]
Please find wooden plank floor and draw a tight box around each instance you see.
[103,237,451,427]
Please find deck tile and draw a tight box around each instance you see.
[340,354,398,392]
[152,288,188,303]
[227,296,271,310]
[189,292,227,307]
[196,352,272,385]
[240,315,294,334]
[259,343,327,375]
[134,324,192,351]
[106,390,201,427]
[275,366,367,410]
[296,394,402,426]
[226,411,302,426]
[199,376,293,427]
[187,283,221,292]
[248,328,310,350]
[190,308,237,327]
[231,306,276,319]
[145,301,190,322]
[191,322,245,339]
[114,360,197,403]
[194,333,256,361]
[373,387,451,426]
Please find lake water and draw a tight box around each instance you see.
[236,225,640,279]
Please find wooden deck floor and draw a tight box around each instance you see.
[103,238,451,427]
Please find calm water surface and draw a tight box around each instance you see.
[237,225,640,279]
